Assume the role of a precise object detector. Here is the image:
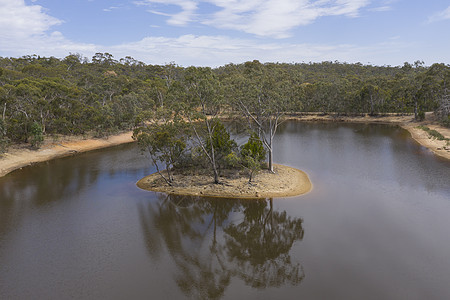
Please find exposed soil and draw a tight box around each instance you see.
[0,131,134,177]
[0,113,448,179]
[285,113,450,160]
[136,164,312,198]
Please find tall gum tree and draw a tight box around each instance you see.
[228,61,293,173]
[182,66,225,184]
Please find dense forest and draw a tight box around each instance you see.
[0,53,449,154]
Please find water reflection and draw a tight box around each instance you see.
[0,143,148,246]
[0,158,96,243]
[139,194,305,298]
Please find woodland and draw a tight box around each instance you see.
[0,53,449,183]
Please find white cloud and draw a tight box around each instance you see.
[107,34,412,67]
[0,0,62,39]
[0,0,439,67]
[0,30,97,59]
[135,0,371,38]
[0,0,95,58]
[103,6,120,12]
[369,6,391,12]
[135,0,198,25]
[207,0,371,38]
[428,6,450,23]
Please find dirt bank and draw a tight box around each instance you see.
[0,131,134,177]
[286,113,450,160]
[136,164,312,198]
[1,113,448,179]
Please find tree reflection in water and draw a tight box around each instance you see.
[138,194,305,299]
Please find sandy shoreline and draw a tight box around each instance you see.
[1,113,449,178]
[0,131,134,177]
[284,113,450,160]
[137,164,312,198]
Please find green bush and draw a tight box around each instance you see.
[240,132,266,164]
[30,122,44,148]
[0,119,9,154]
[417,111,425,121]
[417,125,447,141]
[441,116,450,128]
[239,133,267,183]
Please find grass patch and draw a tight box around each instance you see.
[417,126,448,141]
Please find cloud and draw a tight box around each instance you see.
[135,0,198,25]
[368,6,391,12]
[0,0,95,58]
[0,0,62,40]
[148,10,172,17]
[0,0,431,67]
[108,34,411,67]
[103,6,120,12]
[428,6,450,23]
[207,0,371,38]
[135,0,371,38]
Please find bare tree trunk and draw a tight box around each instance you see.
[414,96,418,119]
[206,118,220,184]
[149,147,172,186]
[188,115,220,184]
[370,94,374,115]
[268,124,274,173]
[268,147,273,173]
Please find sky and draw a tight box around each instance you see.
[0,0,449,67]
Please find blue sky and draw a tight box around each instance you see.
[0,0,449,66]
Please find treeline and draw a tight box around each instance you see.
[0,53,449,152]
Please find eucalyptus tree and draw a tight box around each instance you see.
[359,80,388,115]
[228,61,293,172]
[133,109,188,186]
[426,63,450,124]
[228,132,266,184]
[91,52,117,66]
[182,66,231,184]
[0,118,8,153]
[29,121,44,149]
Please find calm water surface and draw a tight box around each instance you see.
[0,122,449,299]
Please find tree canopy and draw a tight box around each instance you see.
[1,54,448,157]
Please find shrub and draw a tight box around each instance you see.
[0,119,9,154]
[416,111,425,121]
[441,116,450,128]
[417,125,447,141]
[239,133,267,183]
[30,122,44,148]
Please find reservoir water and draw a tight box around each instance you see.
[0,122,449,299]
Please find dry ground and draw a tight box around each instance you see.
[136,164,312,198]
[286,113,450,160]
[1,113,449,179]
[0,131,134,177]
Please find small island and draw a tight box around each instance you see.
[132,91,313,199]
[137,163,312,198]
